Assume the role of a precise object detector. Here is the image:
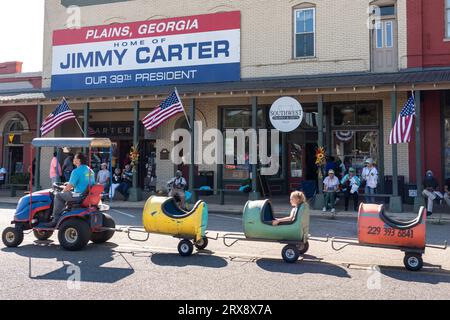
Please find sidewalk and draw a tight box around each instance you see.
[1,189,449,222]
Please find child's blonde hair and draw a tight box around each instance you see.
[290,191,306,204]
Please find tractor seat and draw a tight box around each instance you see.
[66,185,104,209]
[379,206,425,230]
[81,184,104,208]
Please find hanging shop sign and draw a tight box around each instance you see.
[269,97,303,132]
[51,11,241,91]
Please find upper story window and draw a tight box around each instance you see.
[446,0,450,38]
[294,8,315,58]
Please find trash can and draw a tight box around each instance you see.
[404,184,417,205]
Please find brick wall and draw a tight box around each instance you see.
[42,0,408,88]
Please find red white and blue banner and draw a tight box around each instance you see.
[51,11,241,91]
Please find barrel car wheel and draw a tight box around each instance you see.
[281,244,300,263]
[178,239,194,256]
[404,253,423,271]
[194,237,208,250]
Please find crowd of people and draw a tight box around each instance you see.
[321,156,450,216]
[321,156,378,214]
[50,154,134,201]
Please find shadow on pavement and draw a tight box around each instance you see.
[150,252,228,268]
[1,242,134,284]
[380,266,450,284]
[256,257,351,278]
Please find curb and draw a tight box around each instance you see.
[1,200,449,223]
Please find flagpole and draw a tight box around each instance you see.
[62,97,85,136]
[74,118,85,136]
[175,87,192,130]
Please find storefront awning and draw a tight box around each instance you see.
[2,68,450,105]
[32,138,112,148]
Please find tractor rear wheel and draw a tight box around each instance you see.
[90,214,116,244]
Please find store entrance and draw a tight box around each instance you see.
[287,131,318,195]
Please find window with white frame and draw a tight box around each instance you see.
[294,8,315,58]
[446,0,450,38]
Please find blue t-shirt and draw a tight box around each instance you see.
[69,165,95,194]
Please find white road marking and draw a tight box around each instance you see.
[211,213,242,221]
[110,209,135,218]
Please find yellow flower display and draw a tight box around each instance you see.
[315,146,326,167]
[129,145,140,171]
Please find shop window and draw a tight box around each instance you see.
[332,130,379,175]
[223,108,264,128]
[446,0,450,38]
[294,8,315,58]
[333,104,356,126]
[444,91,450,178]
[379,5,395,16]
[222,106,281,179]
[333,103,378,126]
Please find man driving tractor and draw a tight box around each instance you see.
[43,152,95,228]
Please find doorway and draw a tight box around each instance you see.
[372,4,398,72]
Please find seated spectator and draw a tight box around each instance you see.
[116,164,133,201]
[422,170,443,216]
[323,169,340,214]
[96,163,110,194]
[110,168,122,199]
[340,168,361,211]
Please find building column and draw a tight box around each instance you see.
[413,91,425,212]
[389,90,403,212]
[128,101,143,202]
[281,132,288,194]
[34,104,43,190]
[249,96,260,200]
[189,98,197,203]
[313,95,325,209]
[82,103,90,155]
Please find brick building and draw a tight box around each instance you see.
[0,61,42,184]
[2,0,450,209]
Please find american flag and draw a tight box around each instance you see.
[40,98,76,136]
[388,94,416,144]
[142,90,184,131]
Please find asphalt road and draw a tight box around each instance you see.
[0,204,450,300]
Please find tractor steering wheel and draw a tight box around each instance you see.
[52,182,65,192]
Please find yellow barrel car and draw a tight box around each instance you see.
[142,196,209,256]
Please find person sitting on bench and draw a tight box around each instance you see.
[272,191,305,226]
[422,170,443,216]
[43,152,95,228]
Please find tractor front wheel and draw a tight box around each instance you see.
[2,227,24,248]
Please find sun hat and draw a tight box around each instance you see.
[328,169,335,174]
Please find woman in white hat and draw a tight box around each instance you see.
[323,169,340,213]
[361,158,378,203]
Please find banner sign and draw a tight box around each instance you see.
[51,11,241,91]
